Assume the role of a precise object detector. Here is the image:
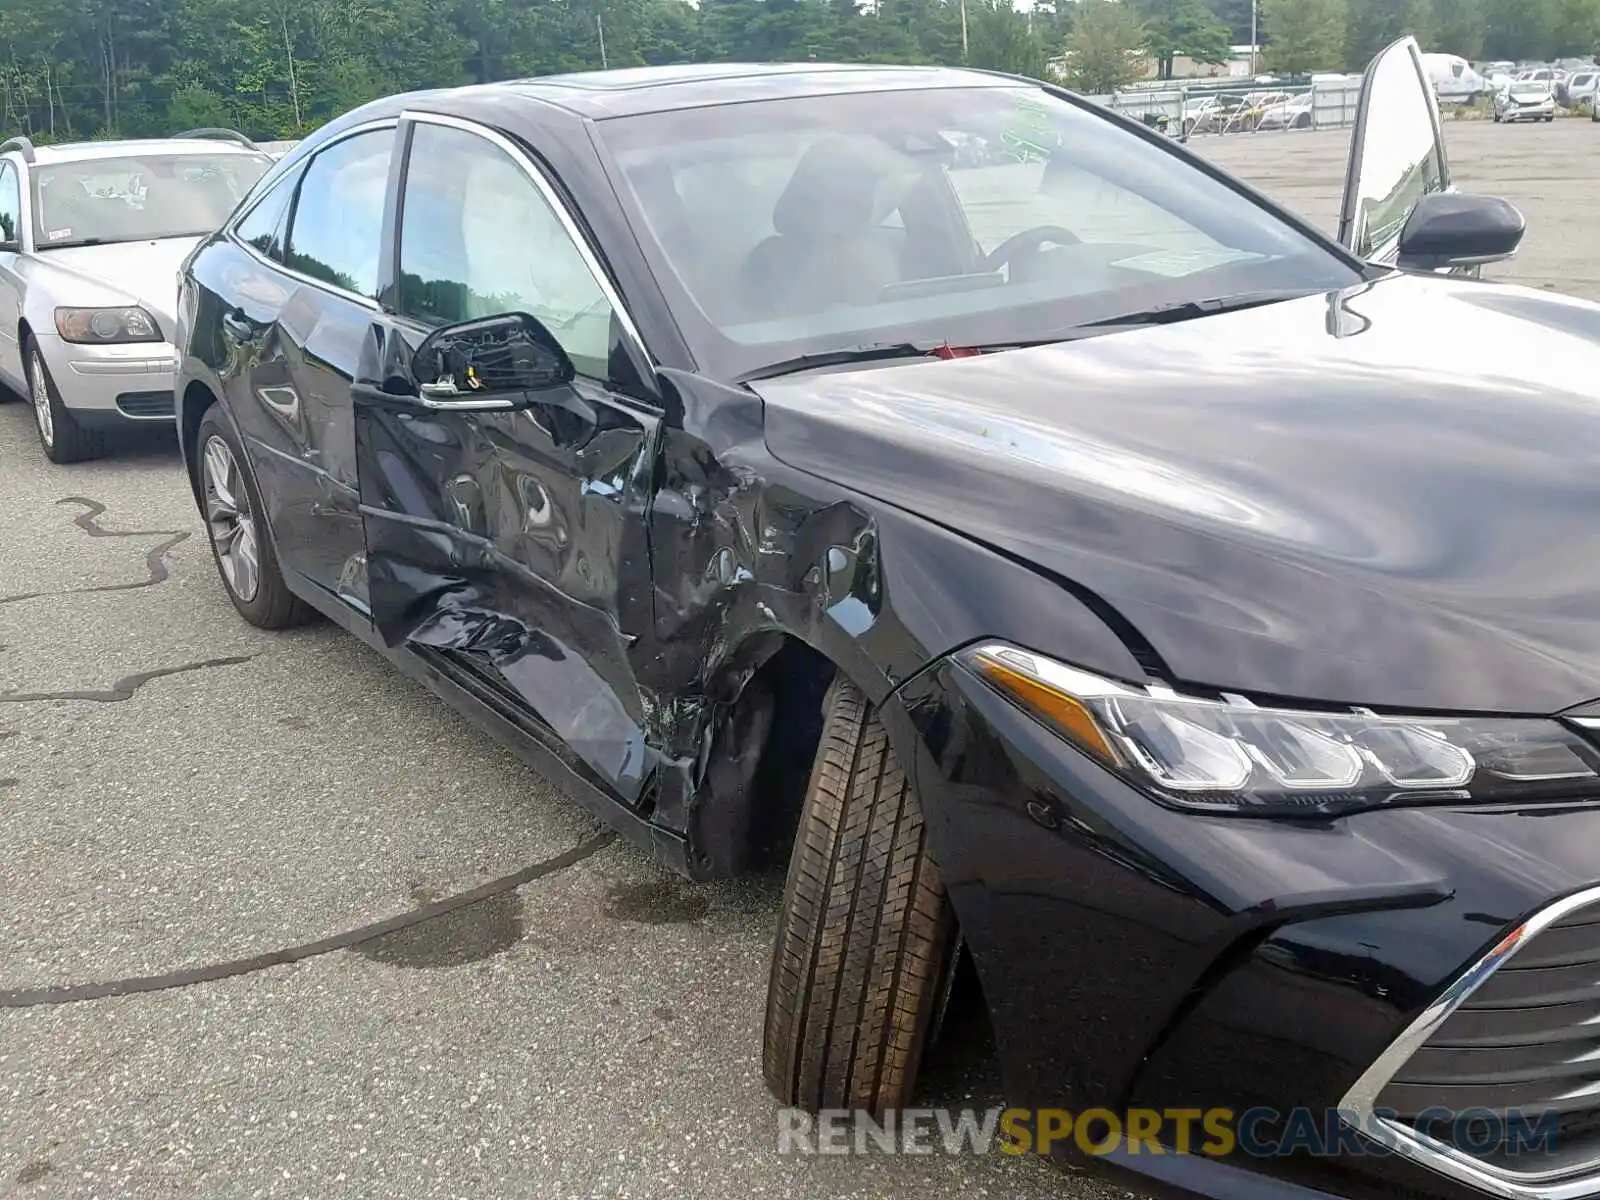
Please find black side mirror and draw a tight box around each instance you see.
[1397,191,1525,272]
[412,311,575,401]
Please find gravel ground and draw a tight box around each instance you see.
[2,116,1592,1200]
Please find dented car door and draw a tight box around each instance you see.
[353,113,662,805]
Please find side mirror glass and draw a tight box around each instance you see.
[1397,191,1525,272]
[412,311,575,399]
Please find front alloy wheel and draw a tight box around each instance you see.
[29,349,54,449]
[26,341,105,463]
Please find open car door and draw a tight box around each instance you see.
[1338,35,1452,269]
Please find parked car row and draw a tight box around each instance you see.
[13,38,1600,1200]
[1179,88,1314,136]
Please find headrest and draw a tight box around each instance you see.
[772,135,917,240]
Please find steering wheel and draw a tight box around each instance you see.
[982,224,1082,273]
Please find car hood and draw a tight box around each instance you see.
[755,271,1600,715]
[22,236,201,334]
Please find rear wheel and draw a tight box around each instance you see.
[196,405,311,629]
[763,675,957,1115]
[26,338,107,464]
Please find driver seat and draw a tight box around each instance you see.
[737,136,912,321]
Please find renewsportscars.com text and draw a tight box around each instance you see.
[775,1106,1562,1158]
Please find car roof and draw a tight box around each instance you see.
[24,138,271,165]
[482,62,1034,118]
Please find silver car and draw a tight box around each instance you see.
[0,131,272,462]
[1494,80,1559,123]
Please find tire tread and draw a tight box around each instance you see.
[763,675,954,1116]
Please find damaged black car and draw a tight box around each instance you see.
[175,36,1600,1200]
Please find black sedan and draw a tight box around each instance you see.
[174,34,1599,1200]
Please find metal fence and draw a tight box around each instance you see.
[1085,79,1365,137]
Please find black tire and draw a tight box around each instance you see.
[25,337,108,464]
[195,405,312,629]
[763,674,957,1115]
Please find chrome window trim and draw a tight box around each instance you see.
[397,108,653,369]
[1338,882,1600,1200]
[226,118,397,313]
[0,159,23,252]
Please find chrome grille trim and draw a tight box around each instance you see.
[1338,883,1600,1200]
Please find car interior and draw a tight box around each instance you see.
[617,126,1240,339]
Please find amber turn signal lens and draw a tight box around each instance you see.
[966,652,1119,767]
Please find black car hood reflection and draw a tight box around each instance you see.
[756,271,1600,716]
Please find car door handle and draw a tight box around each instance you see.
[221,310,258,343]
[351,380,514,412]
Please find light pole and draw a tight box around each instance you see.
[1249,0,1258,76]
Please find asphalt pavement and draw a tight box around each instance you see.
[2,116,1594,1200]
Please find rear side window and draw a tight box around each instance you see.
[284,129,393,300]
[0,163,19,244]
[233,166,301,261]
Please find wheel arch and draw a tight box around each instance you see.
[179,376,222,504]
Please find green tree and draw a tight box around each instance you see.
[1430,0,1485,58]
[1129,0,1233,78]
[1062,0,1147,91]
[967,0,1050,75]
[1203,0,1255,44]
[1345,0,1432,69]
[1553,0,1600,55]
[1482,0,1558,58]
[1262,0,1347,74]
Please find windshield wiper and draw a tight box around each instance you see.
[738,342,938,383]
[1075,288,1323,330]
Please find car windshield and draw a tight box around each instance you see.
[598,84,1362,380]
[32,153,270,247]
[1510,82,1550,96]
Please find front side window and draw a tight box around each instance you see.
[395,122,617,380]
[284,130,393,300]
[0,163,19,245]
[599,84,1362,380]
[31,153,270,249]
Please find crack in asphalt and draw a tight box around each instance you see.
[0,830,619,1008]
[0,497,193,605]
[0,656,256,703]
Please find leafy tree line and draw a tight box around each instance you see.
[0,0,1596,142]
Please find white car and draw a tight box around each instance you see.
[1256,92,1314,130]
[1493,80,1559,123]
[0,131,272,462]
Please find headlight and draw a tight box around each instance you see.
[958,643,1600,817]
[54,306,162,345]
